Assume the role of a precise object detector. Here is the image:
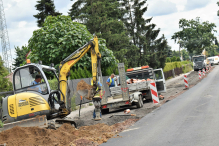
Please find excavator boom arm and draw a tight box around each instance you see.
[58,36,101,102]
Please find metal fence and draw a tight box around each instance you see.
[68,76,111,105]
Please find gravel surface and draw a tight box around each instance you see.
[72,67,215,128]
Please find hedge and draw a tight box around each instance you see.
[163,61,192,72]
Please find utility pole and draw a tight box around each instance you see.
[0,0,12,72]
[178,37,181,58]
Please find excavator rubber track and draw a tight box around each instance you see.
[0,115,48,132]
[0,115,77,132]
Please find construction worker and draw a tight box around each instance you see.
[30,74,42,93]
[91,80,102,120]
[106,73,117,88]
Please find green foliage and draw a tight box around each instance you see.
[163,62,182,72]
[182,64,193,73]
[12,45,30,70]
[181,61,192,65]
[28,15,117,75]
[71,94,77,111]
[70,67,92,79]
[166,57,171,62]
[171,56,176,62]
[172,17,217,54]
[69,0,130,64]
[48,78,58,90]
[181,49,190,61]
[33,0,62,27]
[0,120,3,128]
[206,44,219,57]
[0,56,13,93]
[176,57,181,61]
[122,0,167,68]
[163,61,192,72]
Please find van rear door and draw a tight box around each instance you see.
[153,68,166,93]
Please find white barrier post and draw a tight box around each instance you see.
[150,82,159,104]
[184,75,189,88]
[202,68,205,77]
[199,70,202,79]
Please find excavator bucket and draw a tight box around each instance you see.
[0,115,48,132]
[77,80,95,100]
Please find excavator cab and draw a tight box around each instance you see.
[13,63,58,95]
[1,62,62,125]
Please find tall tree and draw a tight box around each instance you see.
[123,0,168,68]
[28,15,117,75]
[172,17,217,55]
[12,45,29,70]
[34,0,62,27]
[68,0,130,64]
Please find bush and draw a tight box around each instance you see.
[48,78,58,90]
[176,57,181,61]
[164,61,193,75]
[166,57,171,62]
[171,56,176,62]
[163,62,182,72]
[182,64,193,73]
[70,68,93,79]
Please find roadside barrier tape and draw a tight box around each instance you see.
[184,75,189,88]
[199,70,202,79]
[150,82,159,104]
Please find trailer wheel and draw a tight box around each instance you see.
[136,95,143,108]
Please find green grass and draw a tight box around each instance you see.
[164,61,193,72]
[71,95,77,111]
[0,120,3,128]
[182,64,193,73]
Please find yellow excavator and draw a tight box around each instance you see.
[0,36,102,131]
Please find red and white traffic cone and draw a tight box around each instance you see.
[202,68,205,77]
[184,75,189,88]
[199,70,202,79]
[206,67,208,73]
[150,82,159,104]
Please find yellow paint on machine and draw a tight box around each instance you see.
[8,92,50,117]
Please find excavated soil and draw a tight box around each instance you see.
[0,119,138,146]
[0,67,215,146]
[77,80,93,91]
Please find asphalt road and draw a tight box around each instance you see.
[102,65,219,146]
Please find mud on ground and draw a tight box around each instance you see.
[0,119,138,146]
[0,67,215,146]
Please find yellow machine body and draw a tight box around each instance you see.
[7,92,50,118]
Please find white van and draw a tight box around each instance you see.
[207,56,219,65]
[213,56,219,64]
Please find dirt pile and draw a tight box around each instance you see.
[77,80,93,91]
[0,119,138,146]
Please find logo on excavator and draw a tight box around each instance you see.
[18,99,29,107]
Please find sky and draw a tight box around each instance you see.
[1,0,219,64]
